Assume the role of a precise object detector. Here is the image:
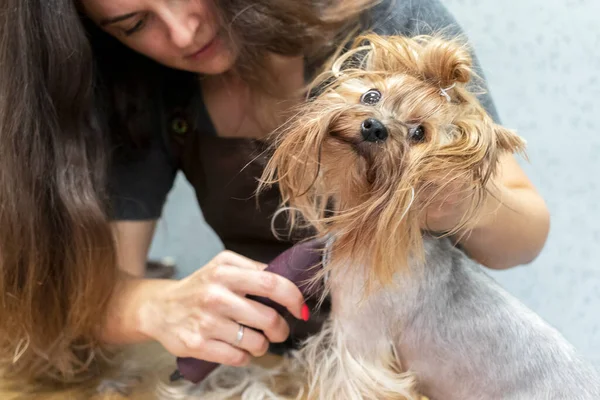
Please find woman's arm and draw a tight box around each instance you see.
[112,220,158,277]
[101,219,168,343]
[456,154,550,270]
[424,153,550,270]
[100,274,165,344]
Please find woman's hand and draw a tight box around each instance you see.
[135,251,306,367]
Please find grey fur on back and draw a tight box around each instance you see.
[388,237,600,399]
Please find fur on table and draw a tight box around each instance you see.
[0,341,429,399]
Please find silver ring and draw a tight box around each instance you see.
[233,324,245,346]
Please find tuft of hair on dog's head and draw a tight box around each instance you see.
[259,32,526,292]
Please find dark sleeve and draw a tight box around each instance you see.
[107,132,177,221]
[367,0,502,124]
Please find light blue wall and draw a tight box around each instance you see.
[149,0,600,366]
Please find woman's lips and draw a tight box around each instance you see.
[185,35,220,61]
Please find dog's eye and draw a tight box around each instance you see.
[409,125,426,142]
[360,89,381,105]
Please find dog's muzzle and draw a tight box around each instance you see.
[361,118,388,142]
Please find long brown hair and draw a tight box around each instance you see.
[0,0,118,384]
[0,0,381,385]
[217,0,381,90]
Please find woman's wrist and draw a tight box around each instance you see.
[99,274,174,345]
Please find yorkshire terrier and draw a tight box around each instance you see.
[253,33,600,399]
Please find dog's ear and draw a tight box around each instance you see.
[418,37,473,88]
[451,117,527,170]
[358,34,420,75]
[345,34,472,88]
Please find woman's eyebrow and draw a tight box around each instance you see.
[100,12,139,27]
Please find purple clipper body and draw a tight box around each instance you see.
[175,238,326,384]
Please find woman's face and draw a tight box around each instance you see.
[81,0,237,74]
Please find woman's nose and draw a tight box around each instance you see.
[166,12,201,49]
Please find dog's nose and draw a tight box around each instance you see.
[361,118,388,142]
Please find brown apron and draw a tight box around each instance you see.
[167,101,306,264]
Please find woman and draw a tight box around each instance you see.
[0,0,550,385]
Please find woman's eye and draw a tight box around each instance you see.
[408,125,426,142]
[360,89,382,105]
[124,19,147,36]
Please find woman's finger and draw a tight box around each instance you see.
[212,250,267,271]
[214,318,270,357]
[197,283,291,344]
[218,293,291,344]
[208,266,305,320]
[183,311,270,357]
[175,330,251,367]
